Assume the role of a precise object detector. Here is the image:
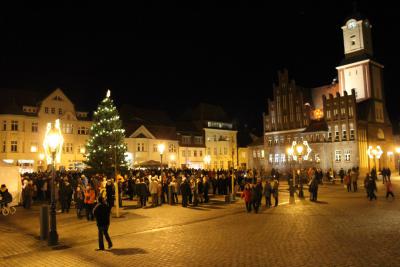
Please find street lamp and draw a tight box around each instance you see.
[43,119,64,246]
[286,147,295,197]
[158,143,165,170]
[203,155,211,170]
[367,145,383,172]
[288,140,312,198]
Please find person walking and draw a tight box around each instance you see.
[386,180,394,199]
[241,183,252,212]
[351,168,358,192]
[93,196,113,251]
[251,183,262,213]
[367,176,377,201]
[272,177,279,207]
[263,179,272,208]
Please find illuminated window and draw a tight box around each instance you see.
[31,122,38,132]
[334,125,339,141]
[269,154,273,163]
[63,143,73,153]
[169,143,176,152]
[280,154,286,163]
[11,120,18,131]
[335,150,342,162]
[342,124,347,140]
[10,141,17,152]
[62,123,73,134]
[345,150,351,161]
[349,123,355,140]
[78,127,89,135]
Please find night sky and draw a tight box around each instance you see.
[0,2,399,135]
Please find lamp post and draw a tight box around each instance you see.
[367,145,383,172]
[158,143,165,170]
[288,140,312,198]
[287,147,295,197]
[43,119,64,246]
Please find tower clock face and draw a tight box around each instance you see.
[347,20,357,29]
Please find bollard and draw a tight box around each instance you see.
[40,205,49,240]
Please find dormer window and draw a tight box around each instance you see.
[53,96,63,101]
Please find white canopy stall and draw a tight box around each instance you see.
[0,161,22,206]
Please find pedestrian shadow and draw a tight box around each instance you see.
[122,204,141,210]
[187,206,209,211]
[106,248,147,256]
[313,200,329,204]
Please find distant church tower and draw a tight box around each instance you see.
[336,15,386,124]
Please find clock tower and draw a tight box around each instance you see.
[336,16,384,111]
[342,18,373,57]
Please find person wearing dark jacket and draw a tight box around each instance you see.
[180,178,190,207]
[105,180,115,211]
[251,182,262,213]
[60,179,73,213]
[136,179,148,208]
[203,177,210,203]
[93,196,113,251]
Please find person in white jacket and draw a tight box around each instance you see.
[149,178,158,207]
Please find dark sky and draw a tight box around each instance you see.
[0,2,398,134]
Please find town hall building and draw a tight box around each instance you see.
[250,14,395,175]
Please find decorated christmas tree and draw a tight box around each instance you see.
[85,90,128,175]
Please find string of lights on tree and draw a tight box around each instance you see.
[85,90,128,174]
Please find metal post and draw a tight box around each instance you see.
[48,152,58,246]
[298,156,304,198]
[114,135,120,218]
[40,205,49,240]
[231,171,235,201]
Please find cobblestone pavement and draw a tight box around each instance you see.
[1,177,400,267]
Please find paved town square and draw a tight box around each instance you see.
[1,178,399,267]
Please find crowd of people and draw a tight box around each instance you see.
[0,165,394,216]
